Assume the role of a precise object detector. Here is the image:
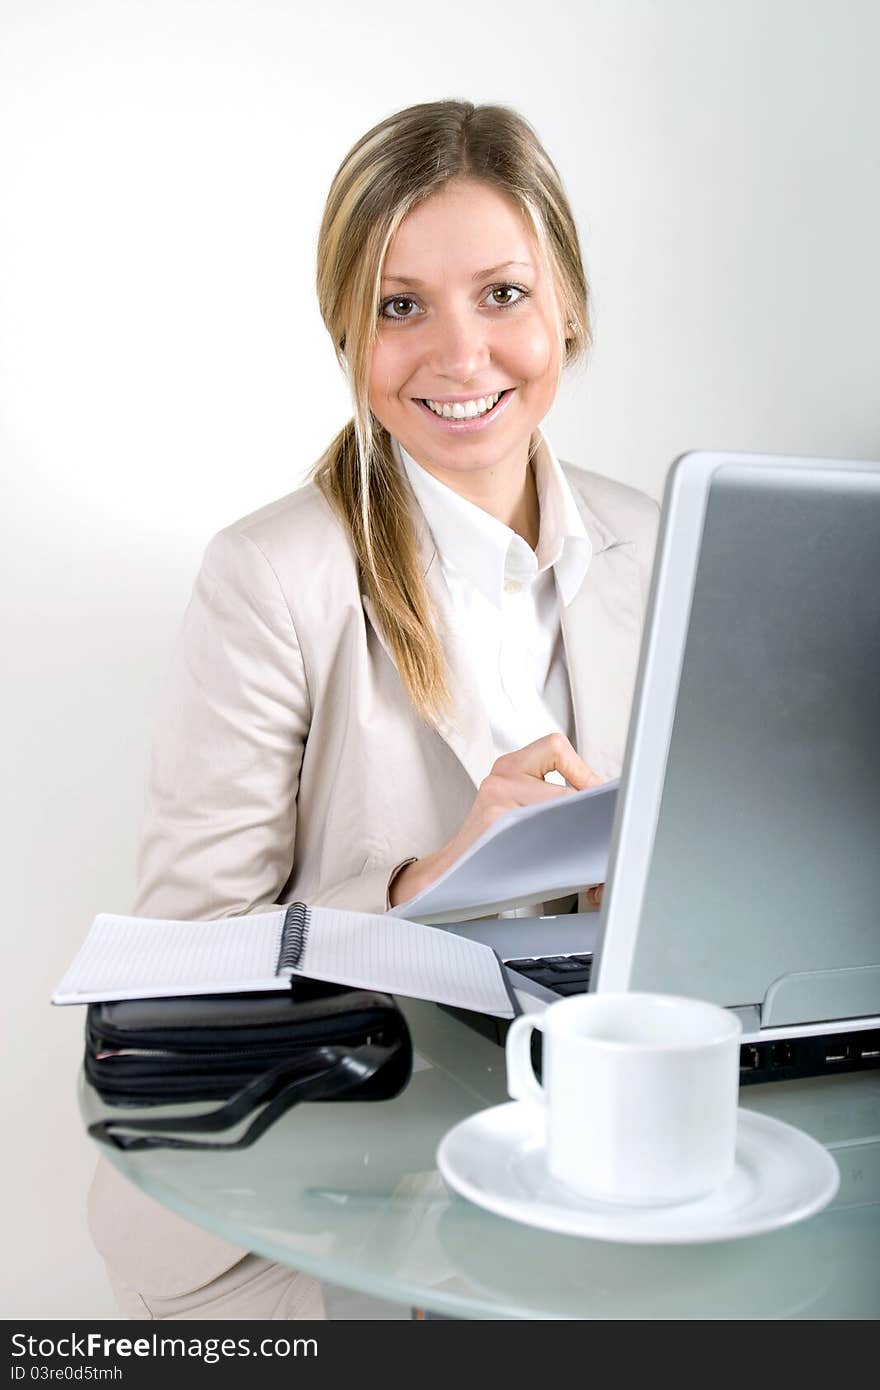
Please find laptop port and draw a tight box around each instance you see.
[861,1048,880,1060]
[825,1044,851,1064]
[770,1041,794,1068]
[740,1045,763,1072]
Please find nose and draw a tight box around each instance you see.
[426,304,491,384]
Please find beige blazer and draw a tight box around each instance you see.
[88,443,660,1296]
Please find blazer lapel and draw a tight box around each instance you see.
[560,478,646,781]
[361,484,496,793]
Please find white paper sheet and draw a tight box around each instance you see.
[388,779,618,923]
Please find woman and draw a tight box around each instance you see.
[89,99,659,1319]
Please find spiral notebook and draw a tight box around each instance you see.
[52,902,518,1019]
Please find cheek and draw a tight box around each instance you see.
[369,338,410,406]
[505,316,559,384]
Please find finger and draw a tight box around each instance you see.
[476,771,575,819]
[467,783,569,834]
[494,733,602,791]
[501,774,577,807]
[586,882,604,909]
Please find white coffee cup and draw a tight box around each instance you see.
[506,992,743,1206]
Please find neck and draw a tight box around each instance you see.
[407,436,541,550]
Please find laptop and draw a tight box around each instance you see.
[443,450,880,1085]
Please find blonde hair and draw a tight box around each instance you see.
[312,100,591,726]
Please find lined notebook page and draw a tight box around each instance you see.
[52,906,516,1017]
[297,908,515,1018]
[52,911,288,1003]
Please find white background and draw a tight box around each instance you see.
[2,0,878,1317]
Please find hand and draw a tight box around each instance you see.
[389,733,603,907]
[585,882,605,910]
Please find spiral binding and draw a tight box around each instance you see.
[276,901,310,974]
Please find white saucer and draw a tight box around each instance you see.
[436,1102,840,1244]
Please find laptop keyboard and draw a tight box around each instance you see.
[506,954,593,997]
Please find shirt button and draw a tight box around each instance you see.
[504,579,524,595]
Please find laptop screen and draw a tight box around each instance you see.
[603,459,880,1024]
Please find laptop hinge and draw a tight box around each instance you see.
[762,964,880,1028]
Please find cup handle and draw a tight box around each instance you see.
[506,1012,547,1104]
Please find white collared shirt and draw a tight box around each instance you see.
[394,431,592,774]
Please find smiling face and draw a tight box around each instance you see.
[367,178,567,493]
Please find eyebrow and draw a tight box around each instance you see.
[381,259,535,288]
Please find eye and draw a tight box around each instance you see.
[378,283,531,324]
[487,284,527,308]
[380,295,421,322]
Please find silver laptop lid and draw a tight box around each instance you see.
[593,451,880,1027]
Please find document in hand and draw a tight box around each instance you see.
[51,903,518,1018]
[53,782,615,1022]
[388,779,618,924]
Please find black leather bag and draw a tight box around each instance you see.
[84,978,412,1152]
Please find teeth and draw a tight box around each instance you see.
[423,391,503,419]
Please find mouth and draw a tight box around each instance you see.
[412,388,515,433]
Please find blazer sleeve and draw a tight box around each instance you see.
[132,528,407,922]
[131,527,308,921]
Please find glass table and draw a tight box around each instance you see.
[80,999,880,1319]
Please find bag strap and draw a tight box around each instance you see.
[87,1039,398,1152]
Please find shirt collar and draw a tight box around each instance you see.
[391,429,592,609]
